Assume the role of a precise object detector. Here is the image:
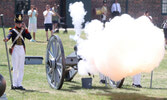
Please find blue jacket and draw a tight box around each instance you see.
[7,27,32,53]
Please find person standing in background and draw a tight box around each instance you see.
[52,4,61,33]
[132,11,153,88]
[144,11,153,22]
[132,74,142,88]
[28,5,38,42]
[43,4,56,41]
[111,0,121,18]
[101,0,108,25]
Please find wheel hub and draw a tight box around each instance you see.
[50,58,57,69]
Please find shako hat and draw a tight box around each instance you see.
[14,13,23,23]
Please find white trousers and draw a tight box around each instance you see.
[28,23,37,33]
[12,45,25,87]
[99,73,106,80]
[102,14,107,21]
[133,73,141,85]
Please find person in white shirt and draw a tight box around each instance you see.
[111,0,121,18]
[43,4,56,41]
[28,5,38,42]
[144,11,153,22]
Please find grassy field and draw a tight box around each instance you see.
[0,28,167,100]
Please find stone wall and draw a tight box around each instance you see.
[0,1,15,27]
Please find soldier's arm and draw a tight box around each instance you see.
[3,28,13,42]
[24,29,32,40]
[22,23,32,40]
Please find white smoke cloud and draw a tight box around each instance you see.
[77,20,104,75]
[69,2,165,81]
[69,2,87,42]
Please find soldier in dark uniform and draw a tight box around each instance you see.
[3,14,32,90]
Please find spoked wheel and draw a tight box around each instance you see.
[108,78,125,88]
[45,35,65,90]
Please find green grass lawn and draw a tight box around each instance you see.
[0,28,167,100]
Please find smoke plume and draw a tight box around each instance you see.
[69,2,87,42]
[69,2,165,81]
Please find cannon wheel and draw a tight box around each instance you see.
[45,35,65,90]
[108,78,125,88]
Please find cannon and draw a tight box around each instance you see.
[0,74,6,97]
[45,35,124,90]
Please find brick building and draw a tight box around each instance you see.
[0,0,167,28]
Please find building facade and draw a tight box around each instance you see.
[0,0,167,28]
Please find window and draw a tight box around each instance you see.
[162,0,167,14]
[15,0,30,14]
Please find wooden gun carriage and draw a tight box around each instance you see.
[45,35,124,90]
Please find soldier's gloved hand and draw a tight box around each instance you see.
[22,22,27,29]
[3,38,9,42]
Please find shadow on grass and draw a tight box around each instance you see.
[61,88,77,93]
[92,85,140,93]
[145,87,167,90]
[61,81,81,92]
[121,85,141,91]
[124,84,167,90]
[0,64,7,67]
[62,81,118,93]
[13,89,49,94]
[92,92,167,100]
[36,40,47,44]
[121,84,167,92]
[64,80,80,84]
[61,81,111,92]
[61,84,138,94]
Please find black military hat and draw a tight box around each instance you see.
[14,13,23,23]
